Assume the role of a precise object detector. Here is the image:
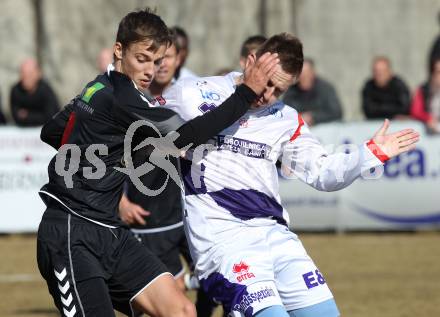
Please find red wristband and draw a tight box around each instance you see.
[366,139,390,163]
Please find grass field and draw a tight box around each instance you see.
[1,232,439,317]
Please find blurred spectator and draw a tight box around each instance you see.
[239,35,267,70]
[171,26,197,79]
[215,68,235,76]
[148,32,180,97]
[214,35,266,77]
[362,56,410,119]
[282,58,343,126]
[410,57,440,134]
[97,47,113,73]
[428,11,440,73]
[10,58,59,127]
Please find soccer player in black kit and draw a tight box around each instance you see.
[36,8,279,317]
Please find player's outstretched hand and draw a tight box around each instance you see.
[118,194,150,225]
[372,119,420,159]
[243,52,279,95]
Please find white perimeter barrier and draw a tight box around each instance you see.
[0,120,439,232]
[0,127,55,232]
[280,120,440,231]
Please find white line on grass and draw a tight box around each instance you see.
[0,273,41,283]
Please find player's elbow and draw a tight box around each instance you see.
[40,123,60,149]
[40,124,51,144]
[313,177,350,192]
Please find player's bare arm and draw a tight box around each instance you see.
[371,118,420,159]
[119,193,150,225]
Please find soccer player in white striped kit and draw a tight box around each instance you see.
[161,33,420,317]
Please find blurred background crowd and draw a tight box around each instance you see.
[1,0,440,134]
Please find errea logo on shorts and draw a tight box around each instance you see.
[232,261,255,282]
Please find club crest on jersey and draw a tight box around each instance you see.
[268,105,283,118]
[196,80,208,87]
[232,261,255,282]
[155,95,166,106]
[239,118,249,128]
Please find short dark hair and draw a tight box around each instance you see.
[240,35,267,58]
[171,26,189,49]
[116,8,171,52]
[430,56,440,75]
[256,33,303,76]
[168,28,181,54]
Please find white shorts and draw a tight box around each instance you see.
[194,223,334,316]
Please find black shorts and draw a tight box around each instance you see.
[37,206,168,317]
[133,224,191,277]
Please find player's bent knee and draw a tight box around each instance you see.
[180,300,197,317]
[131,273,196,317]
[288,298,340,317]
[175,274,186,292]
[158,297,196,317]
[254,305,289,317]
[145,297,195,317]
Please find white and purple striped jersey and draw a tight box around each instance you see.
[162,72,383,262]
